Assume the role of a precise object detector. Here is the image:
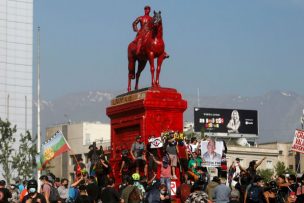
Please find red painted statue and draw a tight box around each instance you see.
[128,6,169,92]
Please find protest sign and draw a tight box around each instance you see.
[201,139,223,167]
[291,129,304,153]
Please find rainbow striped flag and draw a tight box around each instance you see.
[37,131,71,170]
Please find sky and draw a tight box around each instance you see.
[34,0,304,100]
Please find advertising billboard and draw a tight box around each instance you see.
[194,107,258,137]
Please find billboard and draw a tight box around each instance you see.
[194,107,258,137]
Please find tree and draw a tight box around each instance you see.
[274,161,296,176]
[257,169,274,183]
[12,131,37,180]
[274,161,286,176]
[0,119,17,184]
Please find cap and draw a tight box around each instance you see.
[0,180,6,186]
[136,135,141,140]
[27,179,38,190]
[132,173,140,181]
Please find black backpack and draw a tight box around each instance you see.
[248,185,260,202]
[49,186,60,202]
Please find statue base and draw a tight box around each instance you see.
[106,86,187,182]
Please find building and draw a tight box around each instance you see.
[0,0,33,134]
[46,122,110,180]
[227,141,303,174]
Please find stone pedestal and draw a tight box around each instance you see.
[106,87,187,182]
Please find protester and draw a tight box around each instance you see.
[95,154,110,188]
[8,184,19,203]
[131,173,145,202]
[188,151,203,181]
[131,135,148,176]
[120,149,132,182]
[22,179,47,203]
[205,176,220,201]
[74,157,86,178]
[185,183,210,203]
[296,174,304,202]
[189,137,199,154]
[86,176,99,202]
[244,175,265,203]
[166,132,179,180]
[145,179,161,203]
[75,184,94,203]
[246,157,266,182]
[100,178,121,203]
[213,178,231,203]
[0,180,12,203]
[121,176,141,203]
[159,183,171,203]
[151,152,172,196]
[263,180,277,203]
[57,178,69,202]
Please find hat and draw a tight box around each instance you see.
[144,5,151,10]
[132,173,140,181]
[212,176,221,183]
[136,135,141,140]
[88,145,93,149]
[0,180,6,186]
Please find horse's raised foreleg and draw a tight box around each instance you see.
[155,53,165,87]
[135,60,147,90]
[148,52,156,87]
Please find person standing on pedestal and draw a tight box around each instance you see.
[130,135,147,176]
[166,133,178,180]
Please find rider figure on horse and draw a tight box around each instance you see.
[132,5,153,55]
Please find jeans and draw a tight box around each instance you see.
[160,177,171,196]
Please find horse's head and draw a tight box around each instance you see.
[153,10,162,25]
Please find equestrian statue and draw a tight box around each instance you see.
[128,5,169,92]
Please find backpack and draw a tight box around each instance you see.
[49,186,60,202]
[248,185,260,202]
[66,187,79,203]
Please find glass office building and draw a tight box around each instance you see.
[0,0,33,134]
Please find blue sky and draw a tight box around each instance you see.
[34,0,304,100]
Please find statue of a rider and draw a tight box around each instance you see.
[132,5,153,55]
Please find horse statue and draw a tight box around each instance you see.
[127,11,168,92]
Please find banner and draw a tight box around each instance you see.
[201,139,223,167]
[291,129,304,153]
[194,107,258,137]
[148,137,163,148]
[37,131,71,170]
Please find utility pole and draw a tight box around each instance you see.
[37,26,41,180]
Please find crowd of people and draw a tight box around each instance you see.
[0,134,303,203]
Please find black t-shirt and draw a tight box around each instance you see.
[100,187,120,203]
[0,188,11,203]
[86,183,99,201]
[75,195,94,203]
[22,193,47,203]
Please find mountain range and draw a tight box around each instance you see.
[35,89,304,143]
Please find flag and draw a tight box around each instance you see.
[38,131,71,170]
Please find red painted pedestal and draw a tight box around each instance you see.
[106,87,187,183]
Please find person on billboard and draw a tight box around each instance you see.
[202,139,222,163]
[227,110,241,133]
